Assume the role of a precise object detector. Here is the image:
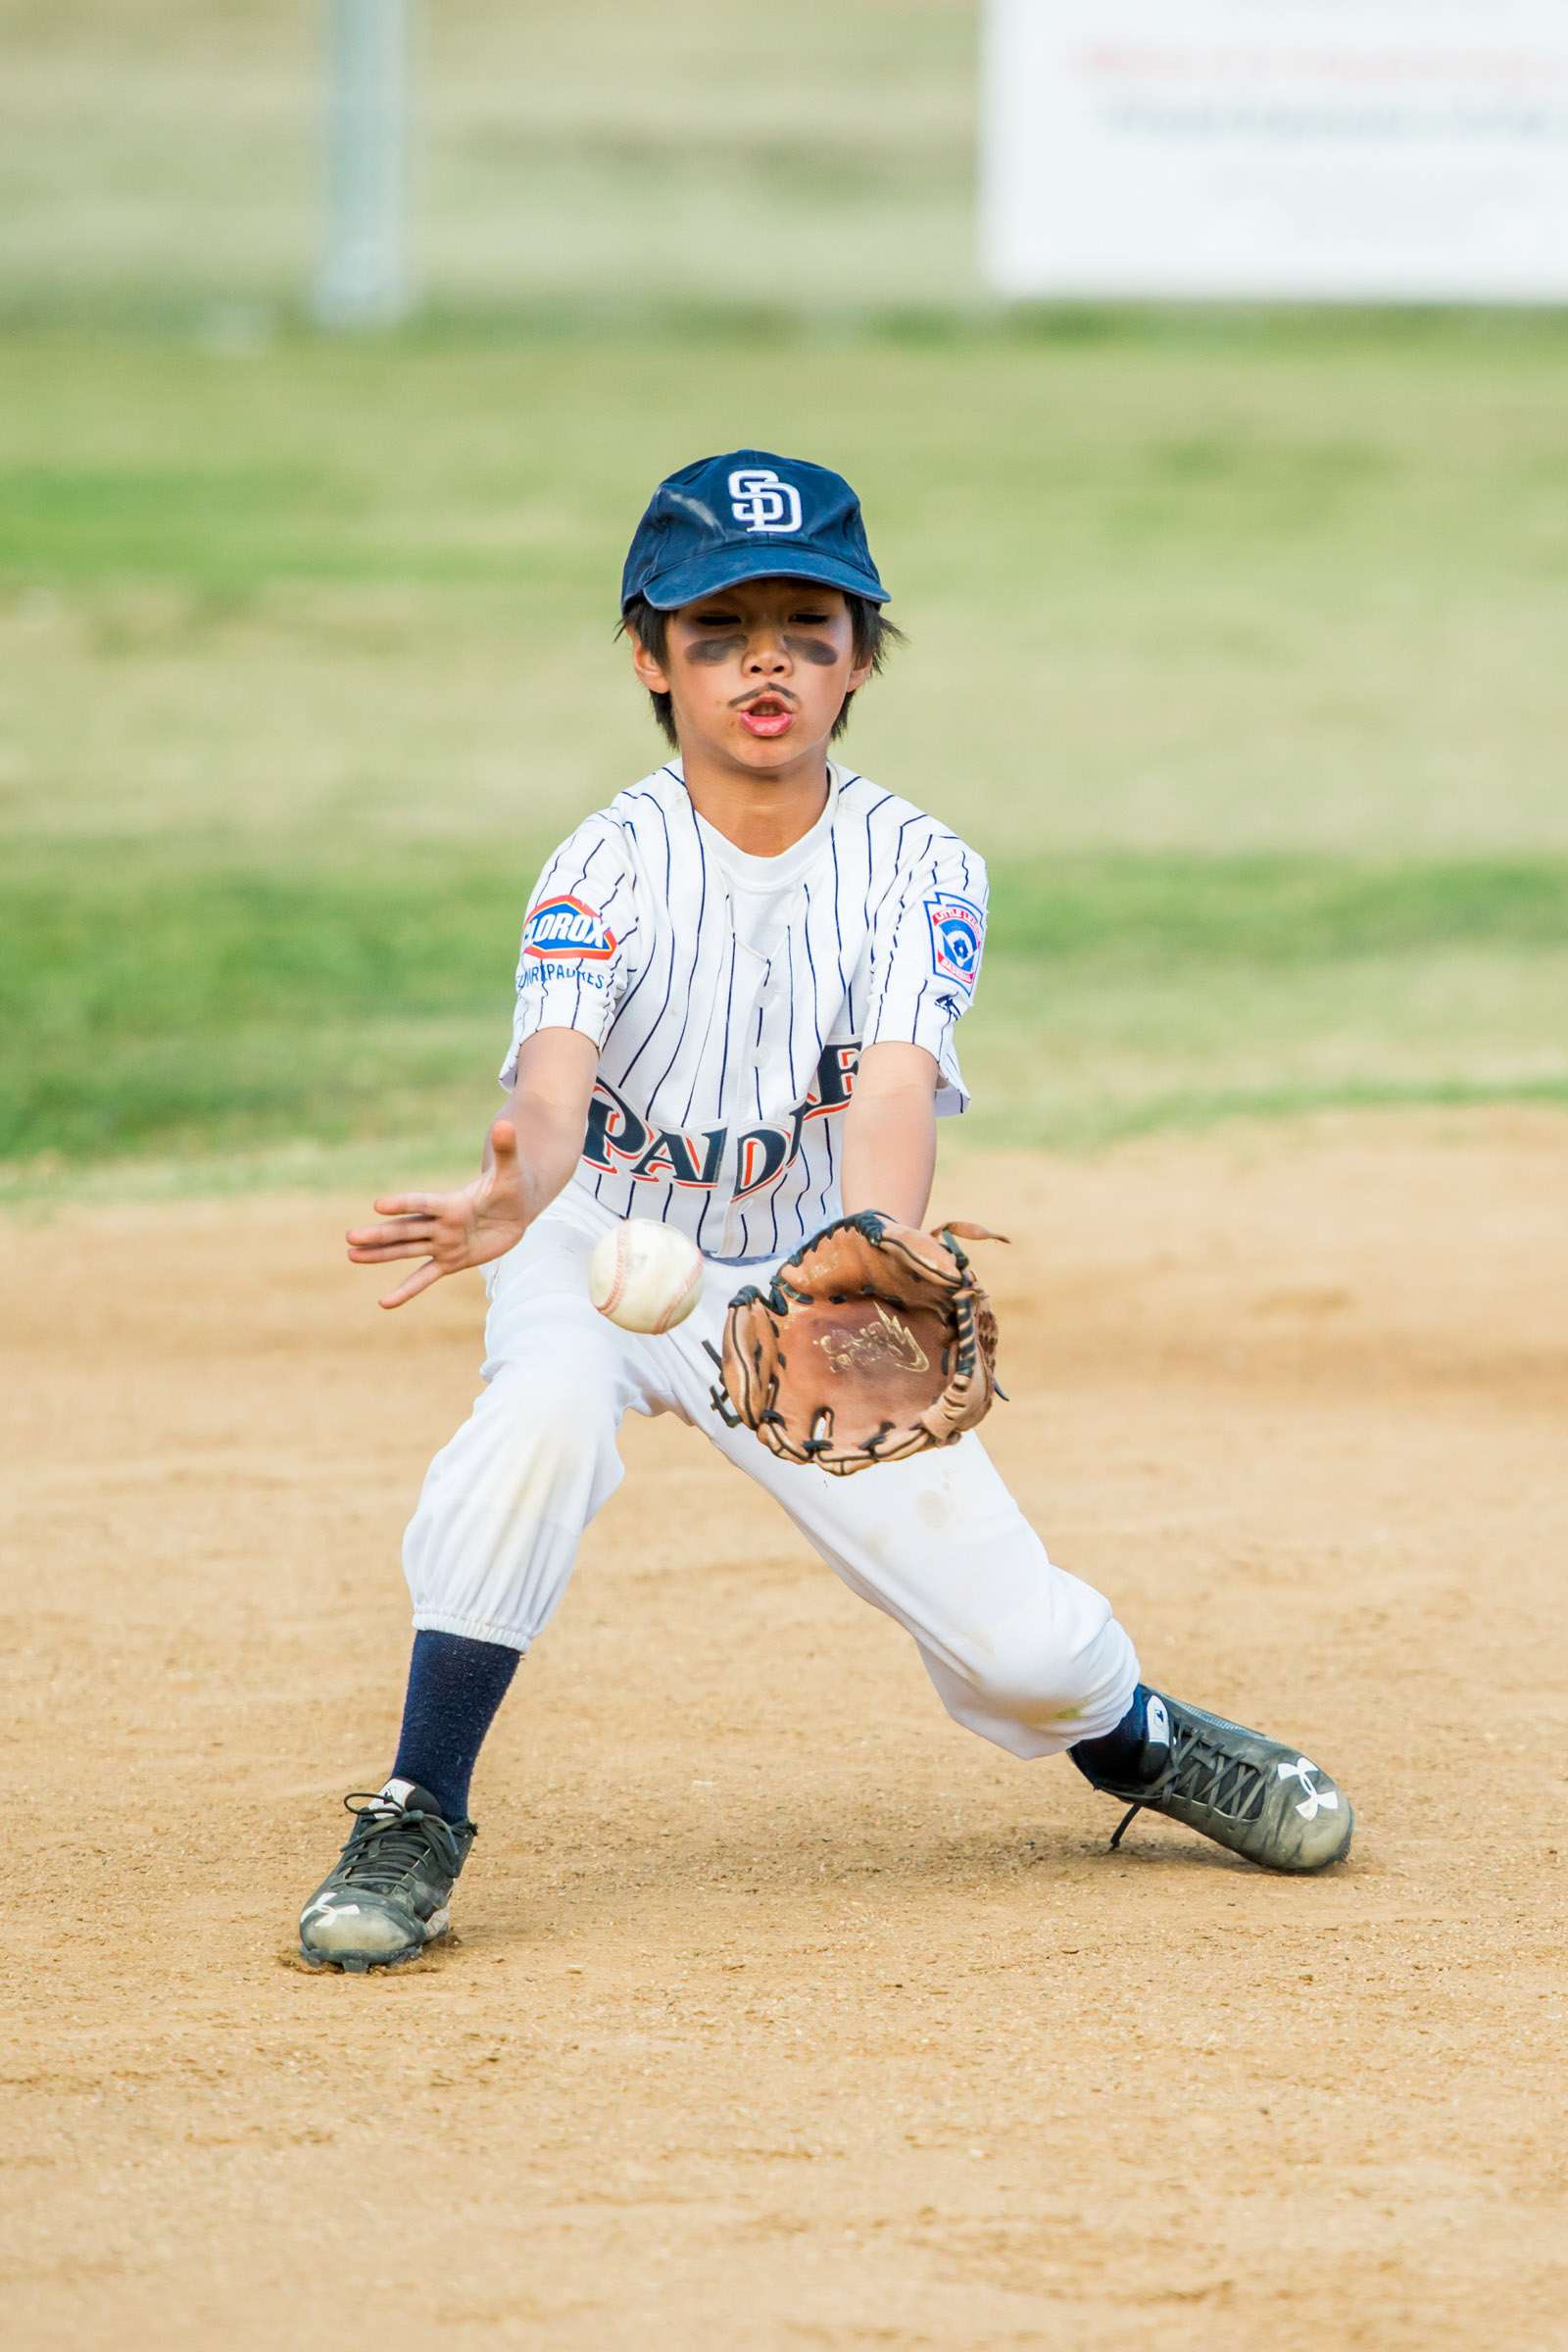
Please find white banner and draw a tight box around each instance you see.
[981,1,1568,301]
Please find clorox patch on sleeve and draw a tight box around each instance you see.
[522,895,618,961]
[924,893,985,993]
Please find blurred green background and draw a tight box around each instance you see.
[3,0,1566,1199]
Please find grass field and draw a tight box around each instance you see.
[3,318,1566,1196]
[2,3,1567,1194]
[5,837,1566,1194]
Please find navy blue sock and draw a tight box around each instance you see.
[390,1631,519,1824]
[1069,1683,1161,1787]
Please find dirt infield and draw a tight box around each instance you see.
[5,1112,1565,2350]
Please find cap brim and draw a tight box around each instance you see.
[628,542,887,612]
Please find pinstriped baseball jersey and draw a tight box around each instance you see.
[501,761,988,1262]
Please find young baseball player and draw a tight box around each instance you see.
[298,451,1353,1971]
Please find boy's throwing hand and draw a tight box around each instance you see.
[346,1030,600,1308]
[345,1117,530,1310]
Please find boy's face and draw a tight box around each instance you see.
[630,576,873,776]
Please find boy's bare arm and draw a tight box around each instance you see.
[838,1041,940,1229]
[346,1028,599,1309]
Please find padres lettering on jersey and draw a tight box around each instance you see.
[502,762,988,1262]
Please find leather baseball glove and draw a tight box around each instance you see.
[712,1210,1005,1476]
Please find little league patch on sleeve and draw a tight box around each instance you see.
[522,895,618,961]
[924,894,985,993]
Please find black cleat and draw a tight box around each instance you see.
[1077,1692,1353,1873]
[298,1780,475,1971]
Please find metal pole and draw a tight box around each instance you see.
[316,0,412,327]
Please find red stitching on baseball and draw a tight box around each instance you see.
[601,1232,629,1318]
[654,1259,701,1333]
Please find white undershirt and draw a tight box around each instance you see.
[692,767,842,958]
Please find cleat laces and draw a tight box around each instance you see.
[332,1792,466,1896]
[1107,1707,1269,1850]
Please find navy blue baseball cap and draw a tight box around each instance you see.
[620,449,887,612]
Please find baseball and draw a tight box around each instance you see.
[588,1219,705,1335]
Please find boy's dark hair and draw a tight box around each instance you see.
[620,592,904,749]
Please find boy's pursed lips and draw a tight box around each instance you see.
[733,686,797,737]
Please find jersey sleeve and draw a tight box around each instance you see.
[498,819,638,1087]
[862,835,989,1116]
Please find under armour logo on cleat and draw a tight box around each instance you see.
[1277,1756,1339,1820]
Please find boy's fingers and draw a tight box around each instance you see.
[489,1119,518,1162]
[348,1240,430,1264]
[371,1192,442,1218]
[379,1259,445,1310]
[347,1217,435,1250]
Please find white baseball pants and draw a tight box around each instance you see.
[403,1188,1139,1759]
